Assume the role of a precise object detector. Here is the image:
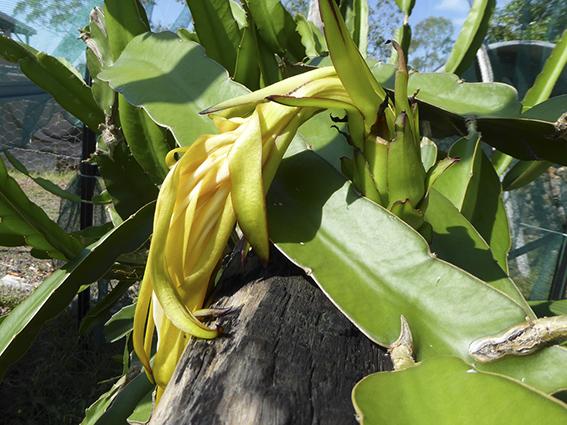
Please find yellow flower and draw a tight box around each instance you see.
[132,67,352,399]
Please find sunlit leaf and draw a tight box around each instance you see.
[353,357,567,425]
[244,0,306,62]
[339,0,369,55]
[523,31,567,111]
[99,32,248,147]
[432,135,511,271]
[268,149,566,393]
[319,0,385,124]
[443,0,496,76]
[186,0,242,75]
[104,0,173,185]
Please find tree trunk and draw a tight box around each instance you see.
[150,251,392,425]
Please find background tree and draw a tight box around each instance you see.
[14,0,420,64]
[14,0,157,34]
[365,0,401,60]
[409,16,454,72]
[487,0,565,43]
[282,0,310,15]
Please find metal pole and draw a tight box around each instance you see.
[550,238,567,300]
[78,69,97,325]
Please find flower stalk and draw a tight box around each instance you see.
[470,315,567,363]
[320,0,432,231]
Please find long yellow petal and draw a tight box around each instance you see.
[228,111,270,262]
[183,194,236,291]
[153,318,186,399]
[132,272,154,379]
[151,257,219,338]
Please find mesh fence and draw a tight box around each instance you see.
[0,0,192,174]
[506,168,567,299]
[0,60,82,171]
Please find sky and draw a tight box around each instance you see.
[0,0,513,63]
[412,0,474,28]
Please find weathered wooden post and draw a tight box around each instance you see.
[151,252,392,425]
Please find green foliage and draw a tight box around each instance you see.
[233,17,263,89]
[84,7,115,114]
[487,0,566,43]
[367,64,567,164]
[425,189,522,306]
[186,0,242,74]
[267,149,566,394]
[99,32,248,147]
[522,95,567,122]
[0,202,155,379]
[286,0,400,60]
[104,304,135,343]
[2,150,83,204]
[353,357,567,425]
[117,100,174,185]
[93,133,159,219]
[406,71,522,117]
[498,32,566,187]
[245,0,306,62]
[104,0,150,61]
[104,0,174,185]
[523,30,567,111]
[81,371,153,425]
[503,160,551,191]
[432,134,511,272]
[443,0,496,76]
[295,14,327,58]
[339,0,369,55]
[530,299,567,317]
[319,0,385,124]
[394,0,415,16]
[79,281,135,336]
[0,155,82,260]
[1,1,566,422]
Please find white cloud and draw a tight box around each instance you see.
[436,0,469,12]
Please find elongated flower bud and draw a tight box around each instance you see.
[133,68,353,400]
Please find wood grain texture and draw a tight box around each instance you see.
[151,253,392,425]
